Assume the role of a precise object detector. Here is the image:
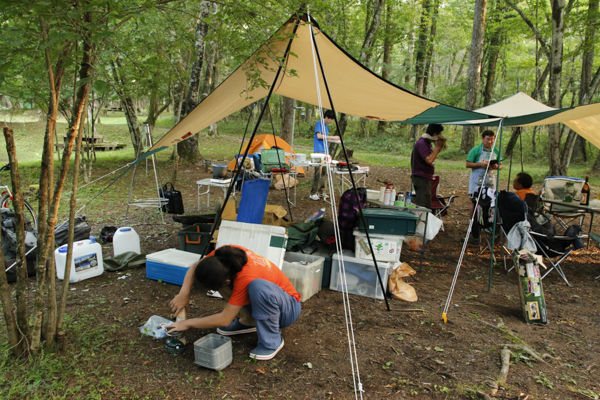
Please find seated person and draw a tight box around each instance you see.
[513,172,535,201]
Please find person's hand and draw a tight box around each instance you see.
[165,320,189,334]
[434,137,447,150]
[170,293,189,318]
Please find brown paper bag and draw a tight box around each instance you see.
[272,174,296,190]
[388,263,418,302]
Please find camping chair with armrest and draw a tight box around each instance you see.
[526,206,586,287]
[473,187,502,261]
[497,190,531,272]
[430,175,458,231]
[540,176,586,231]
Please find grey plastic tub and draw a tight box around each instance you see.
[194,333,232,371]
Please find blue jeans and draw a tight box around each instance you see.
[247,279,301,349]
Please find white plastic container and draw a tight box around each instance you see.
[56,237,104,283]
[194,333,232,370]
[113,227,141,257]
[310,153,326,163]
[216,220,288,269]
[354,230,404,262]
[295,153,307,162]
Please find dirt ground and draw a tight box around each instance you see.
[44,160,600,399]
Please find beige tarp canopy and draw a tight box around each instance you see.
[147,13,491,154]
[449,92,600,149]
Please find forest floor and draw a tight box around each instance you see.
[4,151,600,400]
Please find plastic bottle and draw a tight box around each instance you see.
[581,176,590,206]
[383,186,391,205]
[405,191,412,206]
[113,227,141,257]
[378,187,386,202]
[389,188,397,206]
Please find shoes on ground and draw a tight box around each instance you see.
[216,319,257,336]
[319,193,329,200]
[309,194,320,201]
[249,339,285,361]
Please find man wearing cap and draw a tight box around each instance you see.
[410,124,446,209]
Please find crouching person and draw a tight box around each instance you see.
[166,245,301,360]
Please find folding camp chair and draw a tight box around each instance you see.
[527,206,586,287]
[430,175,458,231]
[540,176,586,231]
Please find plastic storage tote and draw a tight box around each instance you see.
[113,227,141,256]
[216,220,288,268]
[329,254,392,300]
[358,209,418,236]
[177,223,214,254]
[354,230,404,262]
[281,252,325,302]
[194,333,233,370]
[146,249,201,285]
[55,237,104,283]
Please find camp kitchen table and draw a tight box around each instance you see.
[196,178,236,210]
[289,160,367,201]
[367,200,430,265]
[540,198,599,248]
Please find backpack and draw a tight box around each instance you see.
[54,215,92,247]
[337,188,367,249]
[1,208,36,260]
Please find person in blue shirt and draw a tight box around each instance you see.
[310,110,340,201]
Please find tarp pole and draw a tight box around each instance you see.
[309,13,390,312]
[488,120,504,292]
[198,14,305,260]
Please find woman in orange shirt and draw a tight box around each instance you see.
[167,245,301,361]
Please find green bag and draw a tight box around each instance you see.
[103,251,147,272]
[286,219,323,252]
[511,250,548,325]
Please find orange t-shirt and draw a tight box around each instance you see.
[205,245,300,306]
[515,188,535,201]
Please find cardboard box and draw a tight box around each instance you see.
[262,205,287,226]
[221,199,237,221]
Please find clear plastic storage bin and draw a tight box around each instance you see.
[329,254,392,300]
[194,333,232,371]
[281,252,325,302]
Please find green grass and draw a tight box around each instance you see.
[0,313,116,399]
[2,110,599,190]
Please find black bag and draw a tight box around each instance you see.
[1,208,36,260]
[159,182,184,214]
[54,215,91,247]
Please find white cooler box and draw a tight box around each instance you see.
[330,254,392,300]
[354,230,404,262]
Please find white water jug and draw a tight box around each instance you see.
[55,237,104,283]
[113,227,141,257]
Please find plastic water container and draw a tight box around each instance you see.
[113,227,141,257]
[55,237,104,283]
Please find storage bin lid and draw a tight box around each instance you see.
[353,230,405,241]
[332,252,392,268]
[361,208,419,220]
[146,249,201,267]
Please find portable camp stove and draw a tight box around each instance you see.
[161,324,187,355]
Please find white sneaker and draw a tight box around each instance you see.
[309,194,319,201]
[319,193,329,200]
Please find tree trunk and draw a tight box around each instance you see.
[110,59,142,155]
[280,97,295,145]
[422,0,440,96]
[461,0,487,153]
[378,1,395,135]
[414,0,432,96]
[547,0,566,176]
[178,0,210,164]
[482,1,506,106]
[31,16,96,352]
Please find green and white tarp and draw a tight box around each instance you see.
[447,92,600,150]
